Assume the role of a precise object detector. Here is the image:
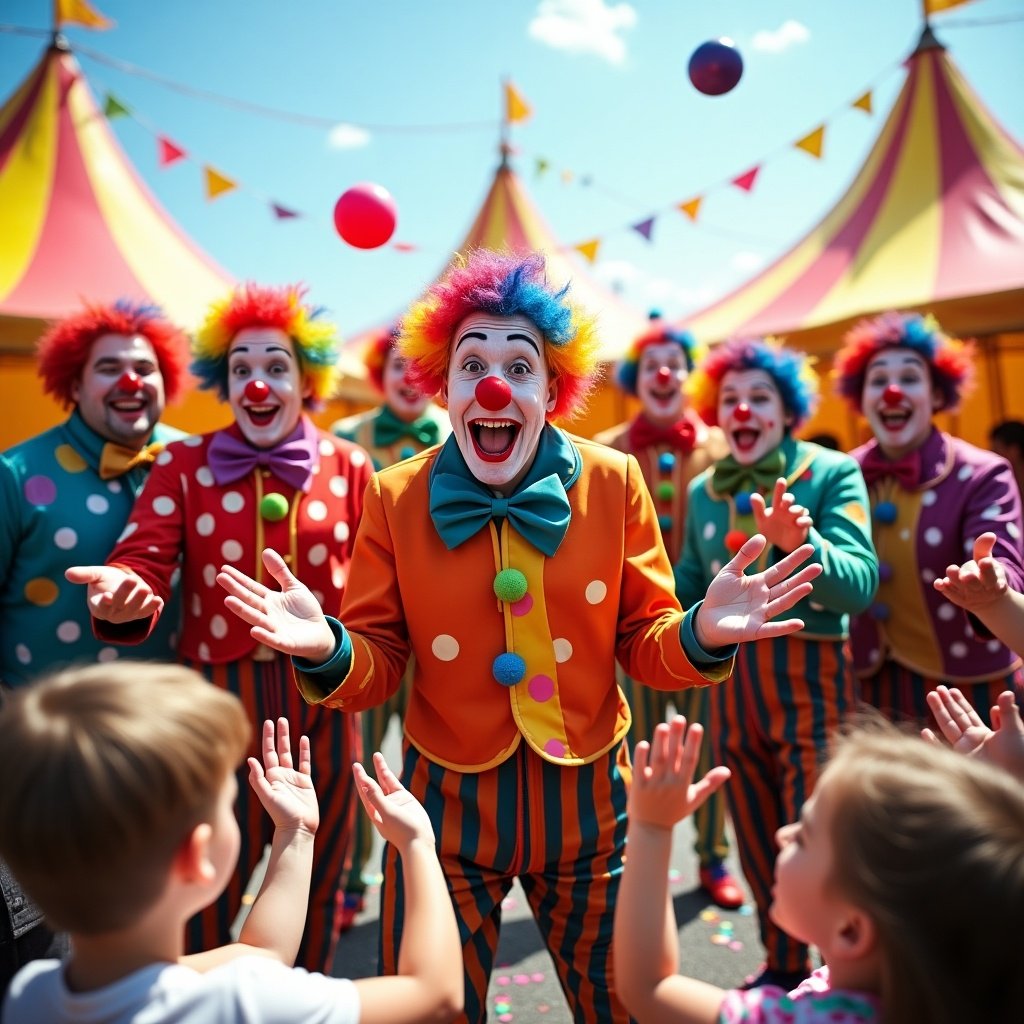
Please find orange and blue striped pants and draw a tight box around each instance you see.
[712,636,856,975]
[378,740,635,1024]
[620,673,729,866]
[184,653,360,973]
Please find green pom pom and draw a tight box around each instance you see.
[656,481,676,501]
[260,492,290,522]
[493,568,528,603]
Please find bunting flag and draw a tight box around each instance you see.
[574,239,601,264]
[732,167,761,192]
[271,204,299,219]
[560,169,574,185]
[54,0,114,30]
[923,0,976,14]
[504,81,532,124]
[535,157,550,177]
[102,93,130,119]
[204,166,237,200]
[157,137,186,167]
[631,217,655,242]
[678,197,703,222]
[794,125,825,159]
[852,91,873,115]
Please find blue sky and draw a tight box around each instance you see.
[2,0,1022,337]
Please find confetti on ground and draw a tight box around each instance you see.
[496,976,511,986]
[531,972,545,982]
[537,1005,550,1013]
[513,974,531,985]
[699,909,720,923]
[738,904,754,916]
[710,933,730,945]
[729,940,744,951]
[668,868,681,882]
[502,896,520,910]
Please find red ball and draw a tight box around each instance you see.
[333,182,398,249]
[475,376,512,411]
[245,379,270,402]
[724,529,750,554]
[688,38,744,96]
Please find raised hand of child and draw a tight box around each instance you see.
[750,477,813,553]
[933,532,1008,612]
[248,718,319,836]
[629,717,731,832]
[352,752,436,852]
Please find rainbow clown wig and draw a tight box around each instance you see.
[832,311,974,413]
[614,313,702,394]
[363,325,401,394]
[686,337,819,430]
[191,284,340,407]
[398,249,602,422]
[38,300,190,409]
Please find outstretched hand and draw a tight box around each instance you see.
[932,532,1007,612]
[352,752,436,853]
[64,564,163,623]
[749,477,813,553]
[218,548,336,662]
[247,718,319,835]
[695,535,821,649]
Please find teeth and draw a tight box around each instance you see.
[476,419,516,428]
[249,406,276,414]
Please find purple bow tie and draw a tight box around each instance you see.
[207,419,319,492]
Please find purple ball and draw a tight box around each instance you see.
[688,38,744,96]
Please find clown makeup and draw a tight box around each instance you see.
[718,369,789,465]
[637,340,688,426]
[862,349,939,459]
[383,348,430,423]
[227,327,310,449]
[72,333,166,450]
[445,313,556,495]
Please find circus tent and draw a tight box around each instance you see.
[679,23,1024,447]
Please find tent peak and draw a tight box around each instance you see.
[50,32,70,53]
[911,21,946,58]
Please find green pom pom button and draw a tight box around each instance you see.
[493,568,528,603]
[260,492,290,522]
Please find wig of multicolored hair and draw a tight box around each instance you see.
[191,283,340,407]
[362,325,401,394]
[615,312,702,395]
[37,300,190,409]
[686,337,819,429]
[398,249,601,421]
[832,311,974,413]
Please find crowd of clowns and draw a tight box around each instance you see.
[0,249,1022,1024]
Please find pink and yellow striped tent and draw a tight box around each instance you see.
[680,24,1024,448]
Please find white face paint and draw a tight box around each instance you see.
[718,369,789,466]
[383,348,430,423]
[862,349,939,458]
[445,314,557,495]
[72,333,166,449]
[227,327,309,449]
[637,340,688,426]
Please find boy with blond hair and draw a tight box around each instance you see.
[0,663,462,1024]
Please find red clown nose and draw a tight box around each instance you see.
[733,403,752,423]
[475,376,511,411]
[116,371,143,393]
[245,379,271,403]
[655,367,673,386]
[882,384,904,407]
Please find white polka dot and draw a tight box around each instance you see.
[222,539,243,562]
[1009,522,1021,540]
[923,527,943,546]
[97,647,118,663]
[319,440,335,457]
[156,449,173,466]
[329,476,349,498]
[710,560,722,575]
[148,545,159,553]
[585,580,607,605]
[183,435,203,447]
[306,500,328,521]
[937,603,957,621]
[921,568,936,584]
[553,638,573,663]
[964,538,976,555]
[332,566,345,589]
[964,622,975,639]
[153,496,175,517]
[702,521,716,541]
[334,521,350,544]
[981,504,1001,520]
[195,466,215,487]
[958,465,973,481]
[431,634,460,661]
[311,590,325,606]
[198,642,211,661]
[950,641,968,658]
[899,528,911,541]
[15,644,31,665]
[106,479,122,494]
[809,601,825,612]
[987,639,1003,653]
[921,490,937,506]
[86,493,109,515]
[349,449,367,468]
[191,594,202,617]
[868,648,880,664]
[308,543,328,566]
[196,513,215,536]
[203,564,217,587]
[55,527,78,550]
[210,615,228,639]
[57,620,81,643]
[222,491,244,513]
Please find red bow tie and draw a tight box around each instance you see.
[861,446,921,490]
[628,417,696,454]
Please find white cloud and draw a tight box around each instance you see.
[731,250,767,273]
[595,259,642,287]
[528,0,637,66]
[751,20,810,54]
[593,260,718,316]
[326,123,371,150]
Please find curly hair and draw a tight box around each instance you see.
[614,314,702,395]
[361,325,401,394]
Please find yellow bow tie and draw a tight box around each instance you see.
[98,441,166,480]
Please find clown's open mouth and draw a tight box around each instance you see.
[732,428,760,453]
[470,419,521,462]
[649,387,677,402]
[879,409,911,431]
[245,405,279,427]
[109,398,146,416]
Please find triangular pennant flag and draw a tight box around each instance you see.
[573,239,601,264]
[924,0,976,13]
[631,217,656,242]
[204,166,237,200]
[535,157,550,177]
[794,125,825,159]
[852,91,873,115]
[157,137,186,167]
[732,166,760,193]
[102,93,130,119]
[504,81,532,124]
[54,0,114,29]
[271,203,299,219]
[678,197,702,222]
[560,169,574,185]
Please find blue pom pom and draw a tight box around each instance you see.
[658,452,676,473]
[874,501,898,525]
[492,652,526,687]
[658,514,673,531]
[870,601,890,621]
[400,445,416,460]
[878,561,893,583]
[735,491,753,515]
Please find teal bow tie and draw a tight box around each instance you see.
[373,406,442,448]
[711,448,786,496]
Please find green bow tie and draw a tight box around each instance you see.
[373,406,442,448]
[711,448,786,497]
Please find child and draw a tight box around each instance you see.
[614,715,1024,1024]
[0,663,462,1024]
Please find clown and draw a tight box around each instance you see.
[330,327,451,929]
[594,315,742,910]
[67,284,372,973]
[678,337,877,991]
[216,251,822,1024]
[833,311,1024,725]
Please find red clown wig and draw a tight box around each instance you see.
[363,326,401,394]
